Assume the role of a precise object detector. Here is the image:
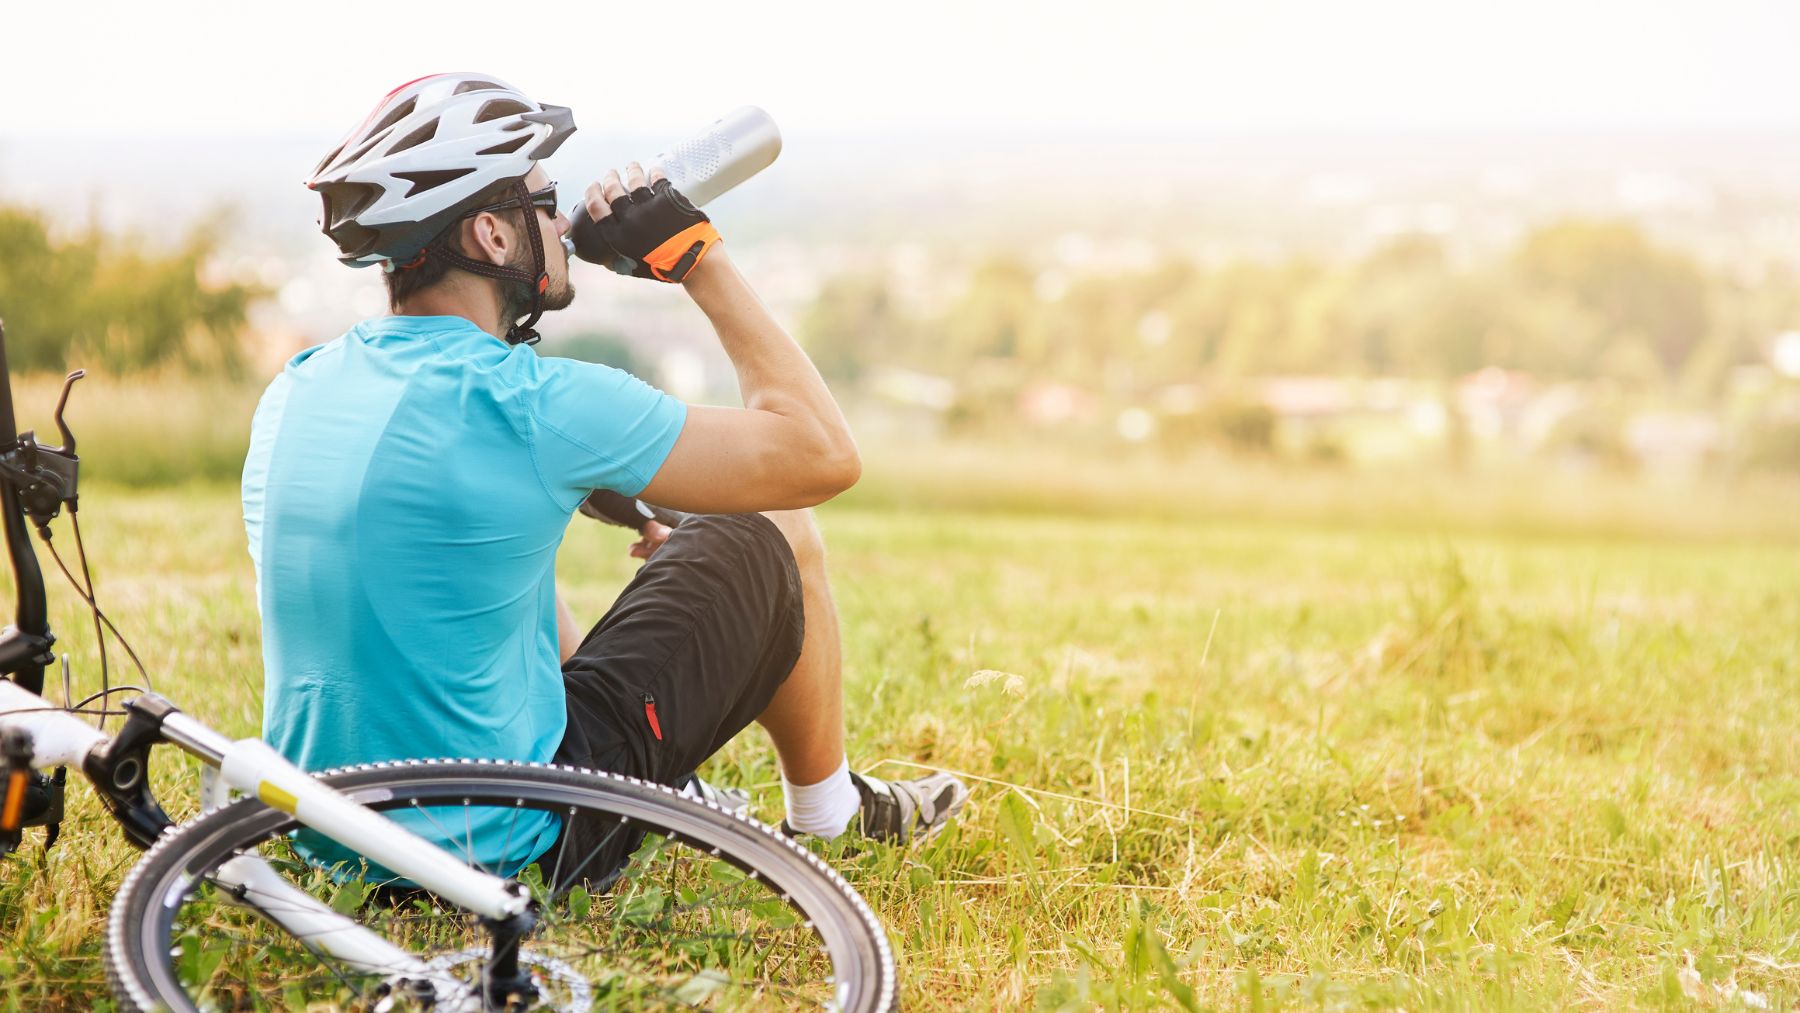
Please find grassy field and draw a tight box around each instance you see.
[0,468,1796,1010]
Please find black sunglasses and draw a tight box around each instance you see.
[460,181,559,219]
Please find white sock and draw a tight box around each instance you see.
[782,758,859,838]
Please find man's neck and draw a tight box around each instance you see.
[394,278,507,339]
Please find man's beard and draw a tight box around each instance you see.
[497,263,575,322]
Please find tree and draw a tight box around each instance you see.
[1511,221,1709,378]
[0,206,262,374]
[943,257,1045,366]
[797,274,913,384]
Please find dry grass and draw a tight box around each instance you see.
[0,460,1797,1009]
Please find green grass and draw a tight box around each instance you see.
[5,372,262,486]
[0,474,1797,1010]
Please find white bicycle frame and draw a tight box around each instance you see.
[0,677,527,994]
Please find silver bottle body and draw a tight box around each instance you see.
[653,105,783,208]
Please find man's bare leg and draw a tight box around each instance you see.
[754,508,846,785]
[750,508,970,841]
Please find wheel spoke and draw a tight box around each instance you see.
[545,816,629,893]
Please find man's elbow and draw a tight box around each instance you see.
[794,435,860,504]
[805,437,860,500]
[736,436,860,509]
[827,441,862,494]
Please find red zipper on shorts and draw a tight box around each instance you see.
[642,693,663,741]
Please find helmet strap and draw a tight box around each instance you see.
[427,179,551,346]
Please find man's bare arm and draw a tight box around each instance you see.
[636,246,860,512]
[582,165,859,515]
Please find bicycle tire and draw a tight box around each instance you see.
[104,759,896,1012]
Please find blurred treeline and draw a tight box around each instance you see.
[0,205,261,374]
[808,221,1795,390]
[802,220,1800,472]
[0,204,264,484]
[1,197,1797,483]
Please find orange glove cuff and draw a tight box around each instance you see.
[643,221,722,283]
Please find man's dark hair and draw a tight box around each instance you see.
[384,176,533,311]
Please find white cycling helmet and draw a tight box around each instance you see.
[306,73,576,268]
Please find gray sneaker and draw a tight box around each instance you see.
[782,769,970,844]
[848,770,969,843]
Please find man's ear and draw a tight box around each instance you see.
[464,212,514,267]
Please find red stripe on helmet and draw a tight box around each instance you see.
[383,73,443,101]
[349,73,449,139]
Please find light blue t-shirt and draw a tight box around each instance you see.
[242,315,686,875]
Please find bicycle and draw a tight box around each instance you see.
[0,320,896,1011]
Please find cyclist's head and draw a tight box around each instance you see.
[380,163,574,320]
[306,73,577,338]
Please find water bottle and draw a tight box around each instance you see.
[652,105,783,206]
[563,106,782,264]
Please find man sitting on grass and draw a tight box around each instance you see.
[243,73,966,879]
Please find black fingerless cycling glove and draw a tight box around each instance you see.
[567,179,721,283]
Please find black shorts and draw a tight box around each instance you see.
[542,511,804,885]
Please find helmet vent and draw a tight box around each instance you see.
[393,167,477,197]
[474,99,532,123]
[453,79,505,95]
[325,220,382,259]
[389,120,439,154]
[311,144,345,177]
[339,132,385,169]
[368,97,417,138]
[316,181,382,226]
[476,135,531,156]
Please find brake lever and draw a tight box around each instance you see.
[51,369,84,457]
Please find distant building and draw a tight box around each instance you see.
[1625,412,1721,474]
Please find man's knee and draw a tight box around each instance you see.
[760,508,826,572]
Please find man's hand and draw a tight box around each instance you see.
[629,520,672,560]
[569,162,720,282]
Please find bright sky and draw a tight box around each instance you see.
[5,0,1797,137]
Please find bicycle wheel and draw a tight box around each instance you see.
[104,759,895,1012]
